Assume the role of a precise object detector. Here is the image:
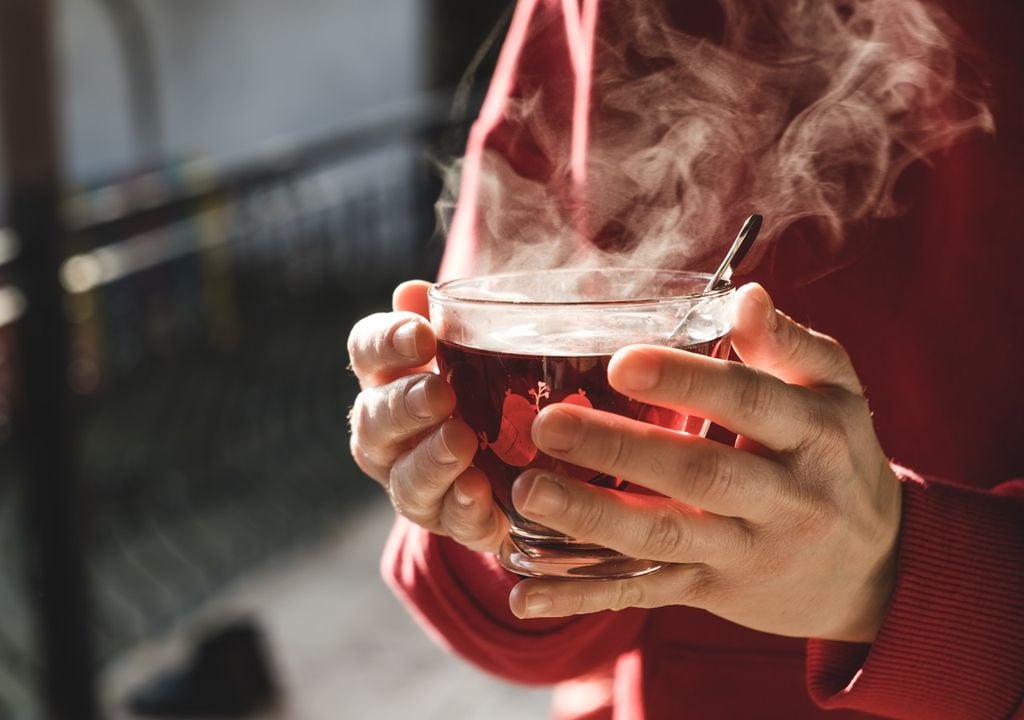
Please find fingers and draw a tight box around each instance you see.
[347,312,436,389]
[349,280,509,553]
[603,283,863,452]
[392,279,432,317]
[350,373,456,474]
[389,426,506,553]
[439,468,509,553]
[607,345,824,452]
[387,419,477,524]
[509,564,711,618]
[531,405,783,517]
[730,283,862,395]
[347,280,434,388]
[511,471,754,564]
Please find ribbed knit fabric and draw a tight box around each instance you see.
[807,471,1024,719]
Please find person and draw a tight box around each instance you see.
[347,1,1023,717]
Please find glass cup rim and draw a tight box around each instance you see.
[429,268,733,308]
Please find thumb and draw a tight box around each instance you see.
[390,280,437,375]
[393,280,432,317]
[730,283,862,395]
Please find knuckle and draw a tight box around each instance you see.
[430,421,477,469]
[362,376,441,450]
[641,508,688,559]
[601,430,631,475]
[819,333,854,375]
[802,400,846,455]
[387,465,432,523]
[679,447,732,505]
[684,566,716,606]
[350,440,382,481]
[386,470,412,514]
[347,313,388,374]
[819,335,860,389]
[783,318,817,367]
[345,322,365,370]
[559,588,586,616]
[609,581,645,611]
[350,392,393,461]
[391,428,467,510]
[733,519,758,563]
[403,438,449,488]
[785,468,840,537]
[354,389,379,434]
[820,334,846,362]
[667,360,700,403]
[349,432,366,466]
[371,317,394,361]
[736,368,775,422]
[570,493,606,539]
[445,516,484,545]
[836,391,870,421]
[348,394,367,436]
[800,328,861,392]
[445,503,498,550]
[385,380,416,432]
[440,500,477,539]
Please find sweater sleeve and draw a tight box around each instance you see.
[381,516,649,685]
[805,467,1024,719]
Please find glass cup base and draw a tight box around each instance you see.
[497,533,664,580]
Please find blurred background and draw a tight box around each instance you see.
[0,0,553,718]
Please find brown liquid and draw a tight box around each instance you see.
[436,336,730,535]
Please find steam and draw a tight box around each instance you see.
[438,0,992,280]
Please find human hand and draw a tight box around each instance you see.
[348,280,507,552]
[508,283,902,643]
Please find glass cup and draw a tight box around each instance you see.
[429,269,734,579]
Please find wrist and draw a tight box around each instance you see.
[832,459,902,642]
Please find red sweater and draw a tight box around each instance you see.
[382,2,1024,718]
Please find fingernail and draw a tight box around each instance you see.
[619,351,661,391]
[535,410,582,452]
[393,322,419,359]
[405,378,432,420]
[453,484,473,507]
[754,284,778,332]
[521,474,566,516]
[524,592,552,616]
[428,426,458,465]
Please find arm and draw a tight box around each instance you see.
[806,470,1024,720]
[383,518,647,685]
[493,283,1021,717]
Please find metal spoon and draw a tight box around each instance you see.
[667,212,762,341]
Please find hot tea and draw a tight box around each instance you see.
[436,336,731,537]
[429,268,734,579]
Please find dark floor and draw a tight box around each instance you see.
[101,495,553,720]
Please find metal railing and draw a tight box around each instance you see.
[0,64,459,718]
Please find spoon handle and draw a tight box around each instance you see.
[666,213,763,342]
[703,213,763,292]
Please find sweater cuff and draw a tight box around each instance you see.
[806,468,1024,719]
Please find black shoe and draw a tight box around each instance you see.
[127,619,278,717]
